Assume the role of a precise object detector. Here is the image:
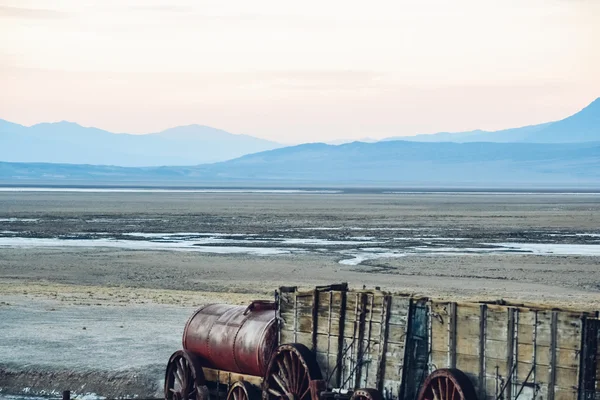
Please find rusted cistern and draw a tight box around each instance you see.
[182,300,277,377]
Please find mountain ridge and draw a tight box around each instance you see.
[383,97,599,143]
[2,141,598,187]
[0,120,283,166]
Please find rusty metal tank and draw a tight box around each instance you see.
[182,300,277,377]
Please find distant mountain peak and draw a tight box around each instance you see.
[0,118,283,166]
[383,97,599,144]
[580,96,600,112]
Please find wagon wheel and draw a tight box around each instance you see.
[417,369,477,400]
[262,343,323,400]
[165,350,207,400]
[228,381,258,400]
[351,388,382,400]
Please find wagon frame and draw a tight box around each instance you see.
[164,283,600,400]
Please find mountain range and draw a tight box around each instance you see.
[0,97,598,187]
[1,140,598,187]
[0,121,282,166]
[386,97,600,143]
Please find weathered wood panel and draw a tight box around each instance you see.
[279,285,598,400]
[202,368,263,387]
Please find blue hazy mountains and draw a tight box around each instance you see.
[1,141,598,187]
[0,97,598,187]
[0,121,283,166]
[385,97,600,143]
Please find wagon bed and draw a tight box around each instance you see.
[277,283,600,400]
[164,283,600,400]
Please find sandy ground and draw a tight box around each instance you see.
[1,191,600,398]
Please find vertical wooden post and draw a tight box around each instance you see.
[478,304,487,400]
[548,311,558,400]
[448,302,457,369]
[506,308,516,400]
[532,310,538,400]
[312,289,319,353]
[376,295,391,393]
[512,309,520,399]
[354,292,368,389]
[336,288,347,388]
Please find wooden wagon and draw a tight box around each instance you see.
[164,283,600,400]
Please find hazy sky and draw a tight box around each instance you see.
[1,0,599,143]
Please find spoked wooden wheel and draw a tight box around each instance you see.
[417,369,477,400]
[262,343,323,400]
[351,388,382,400]
[228,381,257,400]
[165,350,206,400]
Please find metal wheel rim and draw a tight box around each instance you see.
[417,369,477,400]
[351,389,382,400]
[228,381,252,400]
[165,352,199,400]
[263,344,322,400]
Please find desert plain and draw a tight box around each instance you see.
[1,189,599,398]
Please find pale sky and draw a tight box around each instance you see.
[1,0,599,144]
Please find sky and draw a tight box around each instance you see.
[1,0,599,144]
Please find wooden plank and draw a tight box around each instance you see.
[505,308,515,400]
[282,330,312,348]
[554,366,579,389]
[363,341,382,389]
[202,368,263,387]
[318,290,344,308]
[554,387,579,400]
[484,338,508,360]
[335,288,347,388]
[312,289,319,352]
[317,317,341,336]
[354,292,368,388]
[376,295,391,393]
[286,304,343,320]
[456,334,480,356]
[533,312,583,350]
[485,357,508,377]
[516,361,538,382]
[484,322,509,342]
[478,304,487,400]
[431,331,448,353]
[281,313,311,333]
[388,296,410,326]
[456,353,480,376]
[315,334,339,355]
[516,343,580,369]
[448,303,457,368]
[380,324,401,346]
[363,321,383,340]
[384,342,406,381]
[365,293,386,323]
[431,350,449,370]
[548,310,558,400]
[483,308,509,344]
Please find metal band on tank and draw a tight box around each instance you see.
[231,313,251,373]
[182,303,215,349]
[206,305,245,372]
[256,318,277,374]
